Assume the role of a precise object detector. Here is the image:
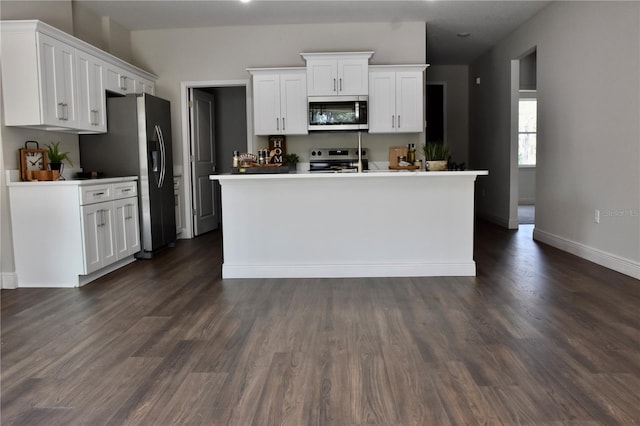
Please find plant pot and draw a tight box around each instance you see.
[425,160,447,171]
[49,162,64,179]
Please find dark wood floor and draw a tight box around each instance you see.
[2,221,639,425]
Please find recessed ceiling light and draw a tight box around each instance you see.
[457,32,471,38]
[240,0,251,3]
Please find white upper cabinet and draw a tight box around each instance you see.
[76,50,107,132]
[302,52,373,96]
[0,20,156,133]
[39,33,78,128]
[249,68,308,135]
[105,66,136,95]
[368,65,428,133]
[105,64,155,96]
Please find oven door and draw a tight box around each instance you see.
[308,96,368,131]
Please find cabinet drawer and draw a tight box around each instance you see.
[113,181,138,199]
[80,184,112,205]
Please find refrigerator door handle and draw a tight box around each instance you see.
[155,124,166,188]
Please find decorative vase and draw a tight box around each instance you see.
[425,160,447,171]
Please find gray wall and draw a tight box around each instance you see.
[519,167,536,205]
[130,22,427,166]
[426,65,469,164]
[519,51,537,91]
[469,1,639,276]
[204,86,248,174]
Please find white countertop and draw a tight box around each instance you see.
[7,176,138,187]
[210,170,488,181]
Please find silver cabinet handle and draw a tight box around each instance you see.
[90,109,99,125]
[333,78,336,92]
[93,191,105,196]
[339,78,342,92]
[398,115,401,128]
[392,115,395,128]
[276,117,279,131]
[282,117,285,131]
[58,102,68,120]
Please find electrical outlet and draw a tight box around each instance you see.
[594,209,600,223]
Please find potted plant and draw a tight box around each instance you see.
[45,141,73,176]
[421,142,450,171]
[283,153,299,172]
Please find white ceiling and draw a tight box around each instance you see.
[75,0,552,65]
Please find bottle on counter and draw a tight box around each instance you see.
[232,150,239,168]
[407,143,416,164]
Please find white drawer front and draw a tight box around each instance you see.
[113,181,138,199]
[80,184,113,205]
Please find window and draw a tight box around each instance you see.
[518,96,537,166]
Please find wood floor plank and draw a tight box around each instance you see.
[2,221,639,425]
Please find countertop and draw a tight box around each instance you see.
[6,176,138,187]
[210,170,488,181]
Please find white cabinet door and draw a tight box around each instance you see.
[305,55,370,96]
[369,68,425,134]
[252,73,280,135]
[114,197,140,259]
[135,78,155,95]
[306,59,337,96]
[280,71,308,134]
[82,203,103,274]
[81,201,116,274]
[105,66,135,95]
[368,71,396,133]
[252,70,308,136]
[337,58,368,96]
[38,33,77,127]
[76,50,107,132]
[395,71,424,133]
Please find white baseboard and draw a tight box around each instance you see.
[1,272,18,289]
[533,228,640,280]
[222,262,477,279]
[478,212,520,229]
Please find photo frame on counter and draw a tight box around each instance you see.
[268,135,286,164]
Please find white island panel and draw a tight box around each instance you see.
[212,171,487,278]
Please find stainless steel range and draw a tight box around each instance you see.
[309,147,368,173]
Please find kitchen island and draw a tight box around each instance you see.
[210,170,488,278]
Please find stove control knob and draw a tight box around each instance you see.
[311,151,316,156]
[317,151,322,156]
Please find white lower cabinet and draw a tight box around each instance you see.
[80,181,140,274]
[82,201,117,274]
[114,197,141,259]
[8,177,140,287]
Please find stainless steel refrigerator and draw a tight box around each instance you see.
[80,93,176,258]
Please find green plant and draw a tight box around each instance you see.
[421,143,450,161]
[283,153,299,165]
[46,142,73,166]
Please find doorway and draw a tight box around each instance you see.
[181,80,251,239]
[510,49,537,228]
[426,82,446,144]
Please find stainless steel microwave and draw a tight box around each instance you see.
[308,96,368,131]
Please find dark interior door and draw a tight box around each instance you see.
[426,84,444,143]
